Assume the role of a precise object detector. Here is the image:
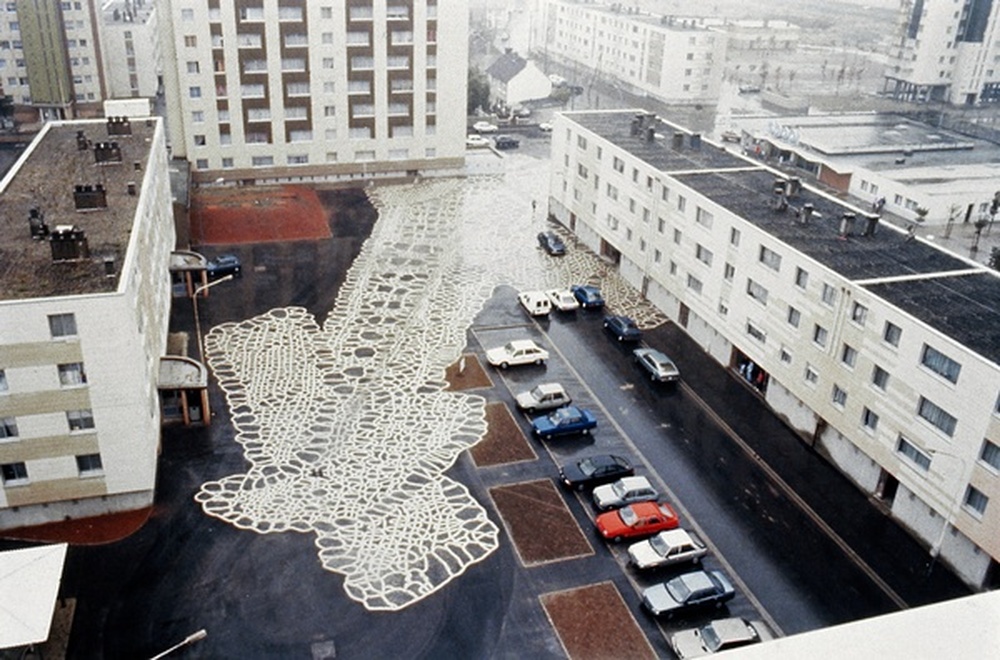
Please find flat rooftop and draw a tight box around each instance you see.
[567,110,1000,367]
[0,119,158,301]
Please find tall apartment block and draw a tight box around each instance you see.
[159,0,467,184]
[0,0,159,123]
[530,0,726,106]
[0,117,174,529]
[884,0,1000,104]
[548,110,1000,589]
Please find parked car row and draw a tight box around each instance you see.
[465,133,521,150]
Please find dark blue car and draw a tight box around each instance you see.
[571,284,604,309]
[604,315,642,342]
[531,406,598,440]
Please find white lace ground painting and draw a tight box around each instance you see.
[195,155,666,611]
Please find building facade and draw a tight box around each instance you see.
[530,0,726,106]
[548,110,1000,589]
[159,0,467,185]
[99,0,162,100]
[0,117,174,529]
[884,0,1000,105]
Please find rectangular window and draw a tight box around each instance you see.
[58,363,86,387]
[695,206,712,227]
[606,183,618,200]
[897,437,931,471]
[654,249,662,264]
[67,410,95,431]
[747,279,768,305]
[884,321,902,347]
[723,263,735,281]
[862,407,879,431]
[695,244,713,266]
[964,486,988,517]
[577,163,588,179]
[805,364,819,384]
[759,245,782,271]
[918,397,957,437]
[687,274,703,294]
[76,453,103,475]
[872,365,890,390]
[921,345,962,384]
[780,348,792,363]
[673,229,682,245]
[1,462,27,484]
[851,302,868,326]
[48,313,77,338]
[577,135,587,149]
[821,283,837,306]
[188,86,202,98]
[841,344,858,368]
[746,322,766,343]
[251,155,274,166]
[813,324,828,347]
[730,227,741,246]
[795,267,808,289]
[677,195,687,212]
[787,306,801,327]
[612,156,624,173]
[0,369,6,392]
[832,385,847,407]
[979,440,1000,471]
[0,417,17,439]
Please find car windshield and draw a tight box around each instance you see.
[530,386,544,399]
[551,408,571,423]
[666,577,692,602]
[702,625,723,651]
[503,342,515,352]
[618,506,637,525]
[579,458,596,476]
[649,533,668,555]
[612,481,627,497]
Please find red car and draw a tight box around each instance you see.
[595,501,679,543]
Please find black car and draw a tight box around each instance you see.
[206,254,242,280]
[537,231,566,256]
[604,315,642,342]
[559,454,634,491]
[494,135,520,149]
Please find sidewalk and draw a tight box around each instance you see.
[646,322,972,609]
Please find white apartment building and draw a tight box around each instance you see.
[0,1,106,120]
[548,109,1000,589]
[99,0,163,100]
[0,117,174,529]
[159,0,467,185]
[885,0,1000,105]
[530,0,726,106]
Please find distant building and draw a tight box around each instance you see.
[99,0,163,100]
[884,0,1000,105]
[486,50,551,108]
[158,0,469,185]
[549,109,1000,589]
[733,113,1000,227]
[0,117,174,529]
[531,0,727,105]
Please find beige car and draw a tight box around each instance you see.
[669,617,775,658]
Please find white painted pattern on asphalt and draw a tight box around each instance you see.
[195,154,665,611]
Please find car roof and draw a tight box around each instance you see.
[675,570,715,591]
[586,453,626,466]
[534,382,565,394]
[709,618,758,642]
[508,339,540,350]
[654,528,693,544]
[618,476,651,489]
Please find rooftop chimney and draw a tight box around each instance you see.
[73,184,108,211]
[28,207,49,239]
[839,212,856,239]
[861,213,879,237]
[106,116,132,137]
[49,225,89,261]
[76,130,89,151]
[800,203,814,225]
[672,132,685,150]
[93,141,122,164]
[690,133,701,150]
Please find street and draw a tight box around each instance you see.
[60,134,968,658]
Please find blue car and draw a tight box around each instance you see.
[531,406,598,440]
[604,315,642,342]
[571,284,605,309]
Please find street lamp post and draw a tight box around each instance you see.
[926,449,968,576]
[192,274,234,362]
[149,628,207,660]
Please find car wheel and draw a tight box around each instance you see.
[613,536,623,543]
[581,428,589,435]
[693,556,701,564]
[618,335,624,342]
[603,321,609,328]
[544,434,552,441]
[534,358,543,365]
[575,483,585,492]
[651,373,657,382]
[500,362,509,369]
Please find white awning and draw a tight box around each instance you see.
[0,543,68,649]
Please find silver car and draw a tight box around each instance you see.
[633,347,680,382]
[515,383,571,413]
[669,617,775,658]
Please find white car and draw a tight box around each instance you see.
[473,121,498,133]
[628,529,708,569]
[515,382,571,412]
[539,122,553,132]
[593,476,658,511]
[669,618,775,658]
[466,134,491,148]
[485,339,549,369]
[518,290,551,317]
[546,289,580,312]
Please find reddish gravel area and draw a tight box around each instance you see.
[489,480,592,566]
[190,184,333,245]
[541,582,658,660]
[1,507,152,545]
